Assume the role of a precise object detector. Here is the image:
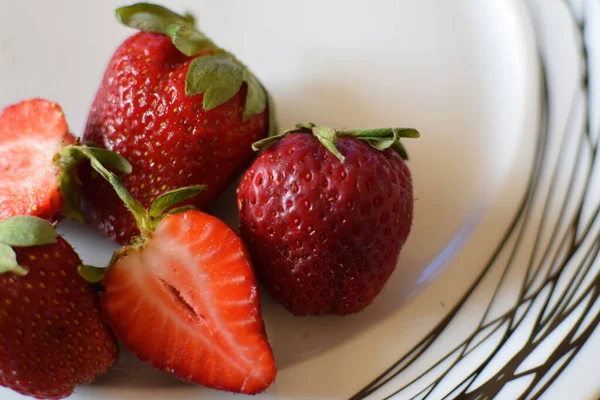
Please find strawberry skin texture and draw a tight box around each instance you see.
[237,134,413,316]
[0,237,118,399]
[0,99,75,221]
[100,210,276,394]
[82,32,267,245]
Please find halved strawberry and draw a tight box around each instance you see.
[0,99,74,220]
[78,163,277,394]
[101,210,276,394]
[0,98,132,223]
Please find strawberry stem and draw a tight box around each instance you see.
[251,123,420,162]
[83,149,151,235]
[115,3,277,135]
[58,145,152,235]
[60,144,206,241]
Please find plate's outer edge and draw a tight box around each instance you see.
[350,0,600,399]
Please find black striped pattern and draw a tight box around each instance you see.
[351,1,599,399]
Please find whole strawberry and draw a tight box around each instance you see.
[237,123,419,316]
[0,216,118,399]
[0,99,130,223]
[82,3,277,245]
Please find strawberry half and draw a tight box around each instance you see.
[0,216,118,399]
[79,162,276,393]
[0,98,132,223]
[0,99,74,221]
[101,210,275,394]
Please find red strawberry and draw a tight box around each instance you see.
[0,98,132,224]
[82,3,277,245]
[101,210,276,394]
[80,163,276,393]
[237,123,419,316]
[0,216,118,399]
[0,99,74,221]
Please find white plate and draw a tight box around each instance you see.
[1,0,598,399]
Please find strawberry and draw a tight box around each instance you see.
[0,99,74,221]
[0,216,118,399]
[81,3,278,245]
[79,162,276,393]
[237,123,419,316]
[0,98,132,224]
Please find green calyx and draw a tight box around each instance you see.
[66,142,206,240]
[78,264,107,284]
[73,153,206,284]
[116,3,277,136]
[57,144,133,223]
[252,123,420,162]
[0,216,58,276]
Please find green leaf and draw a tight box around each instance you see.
[251,132,288,151]
[60,145,151,235]
[186,53,245,110]
[363,127,398,151]
[85,147,132,174]
[78,264,106,284]
[284,122,315,134]
[163,205,197,216]
[116,4,216,57]
[339,127,419,160]
[0,216,57,247]
[253,124,418,161]
[149,185,207,218]
[182,12,196,26]
[166,24,217,56]
[185,52,269,121]
[394,128,420,138]
[116,3,191,34]
[251,122,315,151]
[87,155,149,228]
[313,126,337,144]
[312,126,345,162]
[0,243,27,276]
[342,128,419,139]
[242,71,267,120]
[392,141,410,160]
[56,146,86,223]
[117,3,270,121]
[57,144,133,223]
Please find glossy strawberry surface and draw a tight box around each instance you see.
[83,32,267,244]
[238,134,413,315]
[0,237,118,399]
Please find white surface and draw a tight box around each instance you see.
[0,0,556,398]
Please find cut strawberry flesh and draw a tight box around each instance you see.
[101,210,276,394]
[0,99,74,220]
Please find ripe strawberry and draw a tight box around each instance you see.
[80,163,276,393]
[82,3,277,245]
[237,123,419,316]
[0,216,118,399]
[0,98,132,224]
